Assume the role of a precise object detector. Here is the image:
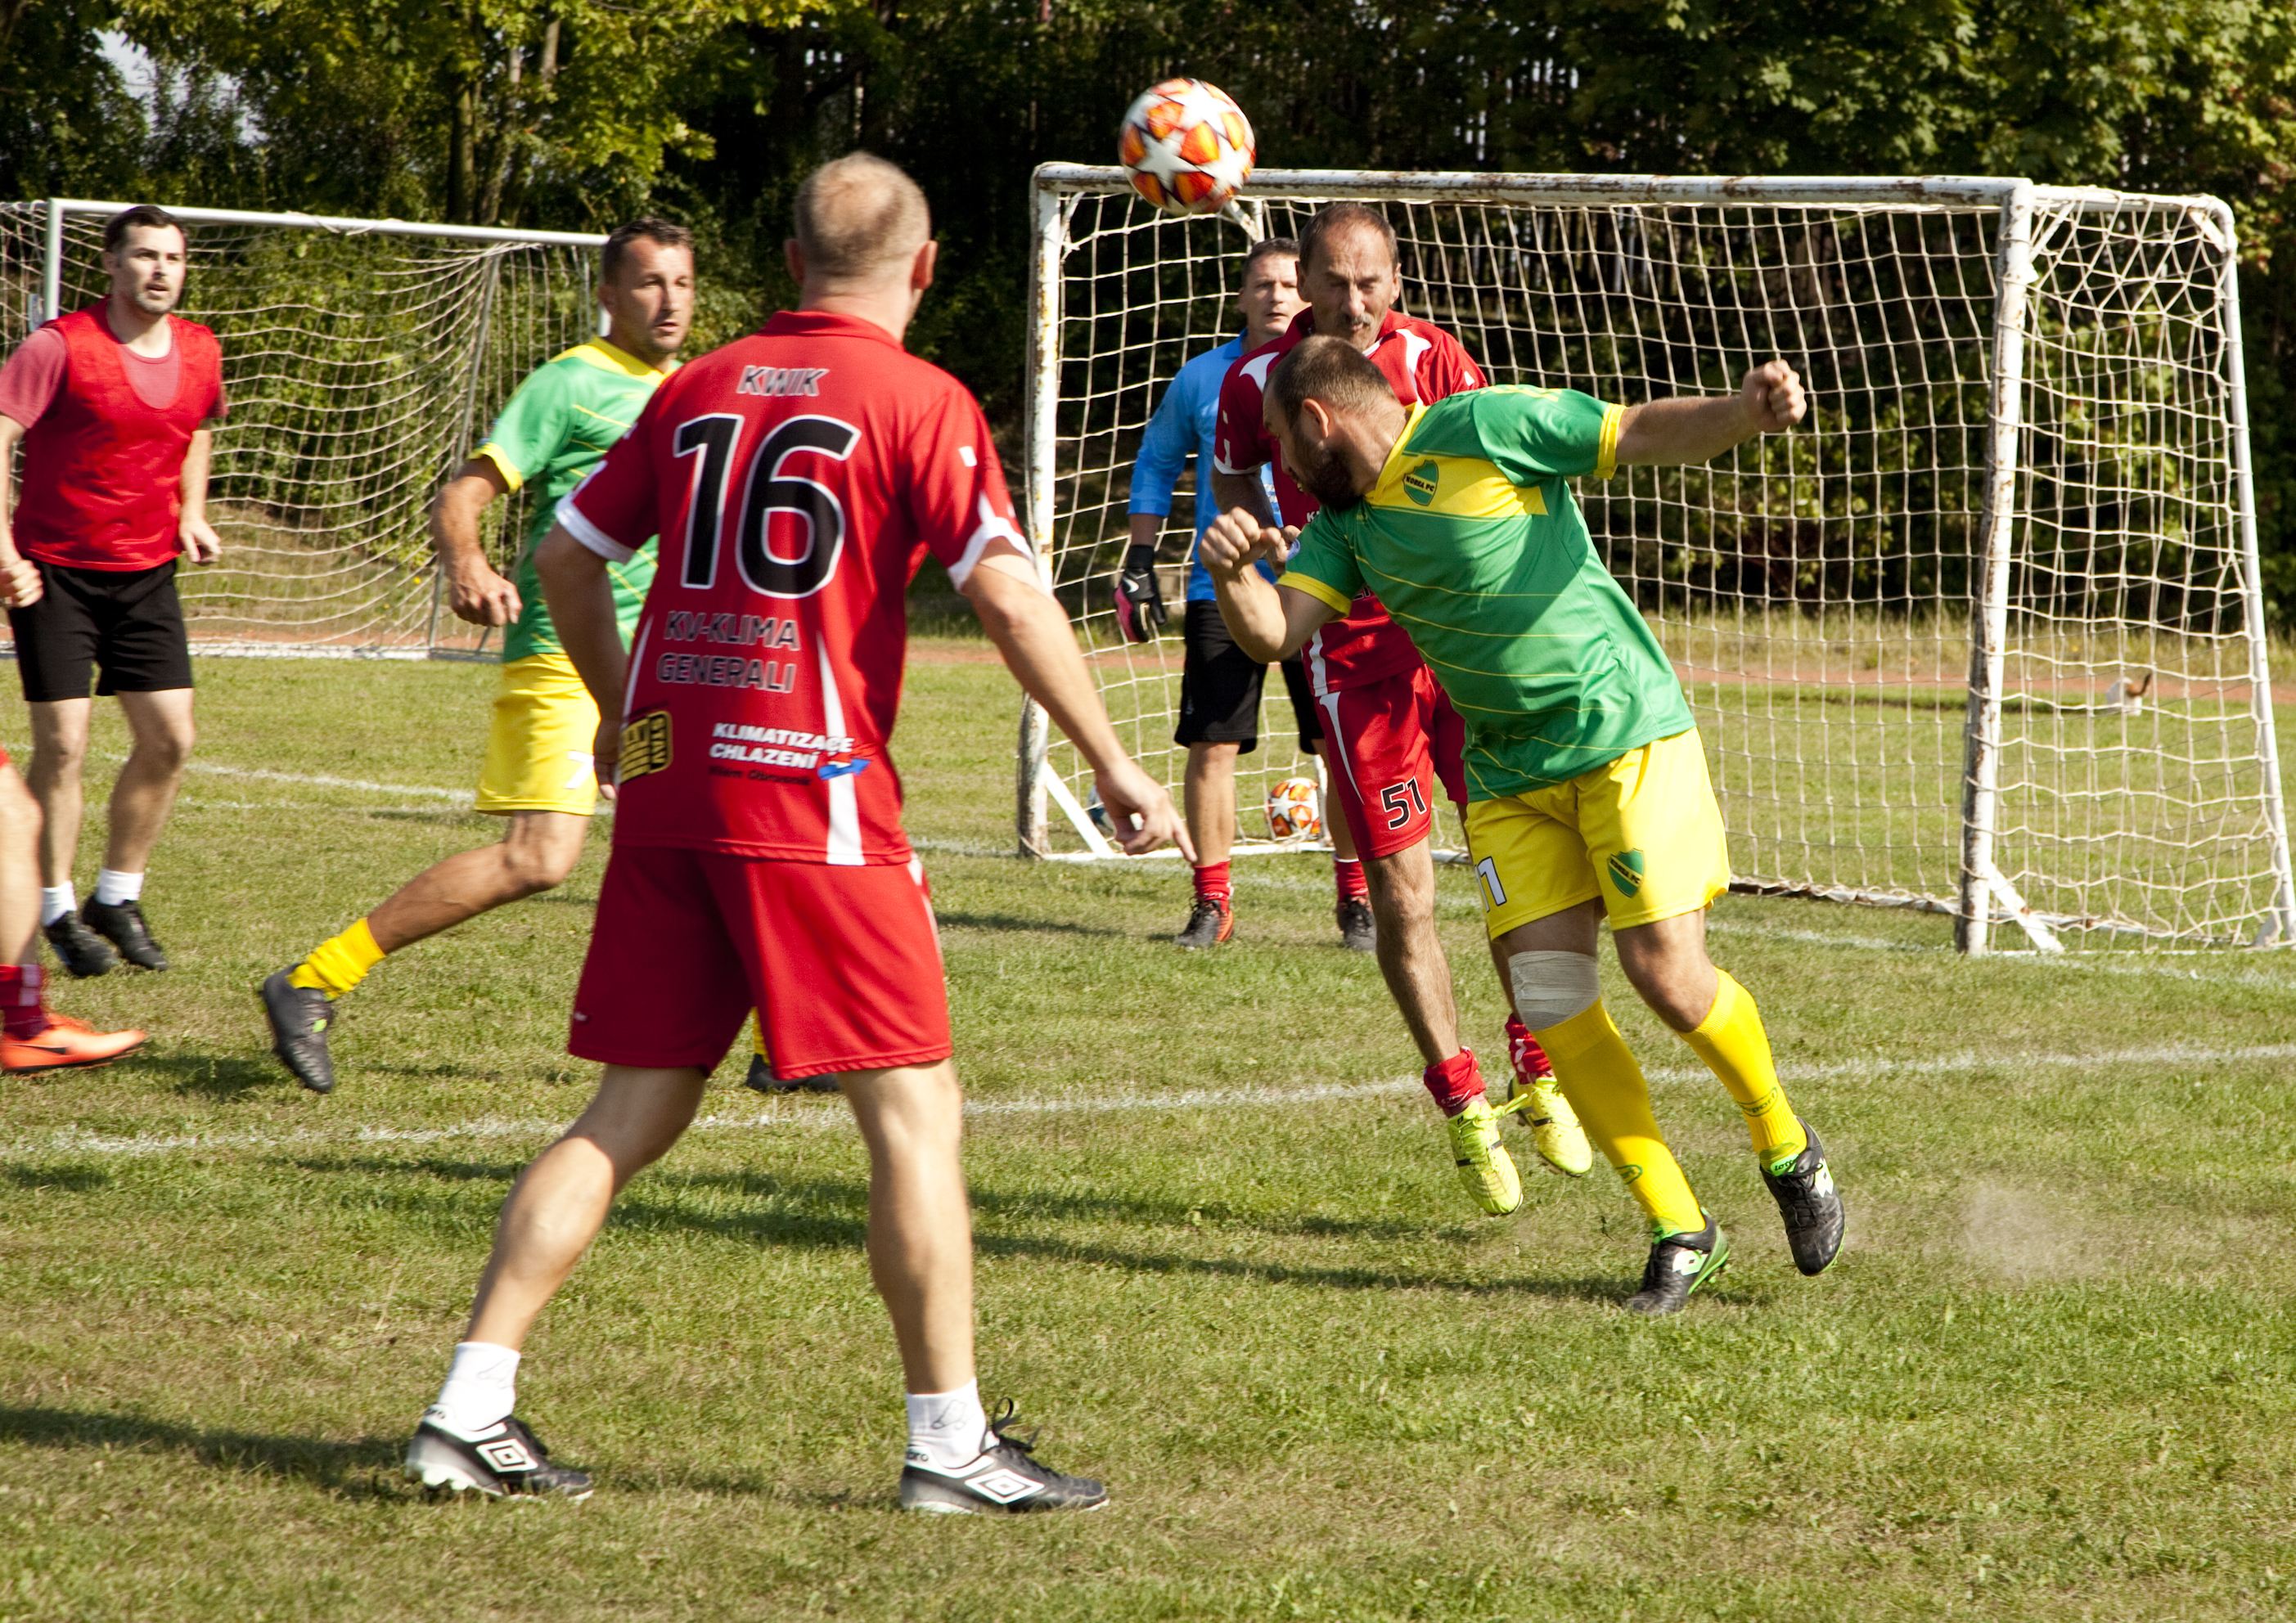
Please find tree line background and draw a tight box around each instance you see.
[3,0,2293,623]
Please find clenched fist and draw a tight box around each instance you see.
[1740,360,1807,434]
[1200,509,1288,582]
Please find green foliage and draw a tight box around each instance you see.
[6,0,2296,618]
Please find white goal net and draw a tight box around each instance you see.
[0,200,604,655]
[1020,167,2296,952]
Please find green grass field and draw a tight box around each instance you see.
[3,644,2294,1621]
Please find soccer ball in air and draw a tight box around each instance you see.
[1118,79,1255,216]
[1266,776,1322,842]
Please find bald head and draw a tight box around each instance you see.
[793,153,931,285]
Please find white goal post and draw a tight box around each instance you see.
[1019,165,2296,953]
[0,199,606,657]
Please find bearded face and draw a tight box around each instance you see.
[1290,428,1362,512]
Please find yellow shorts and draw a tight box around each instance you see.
[475,652,604,817]
[1463,728,1731,938]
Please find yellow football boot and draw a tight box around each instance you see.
[1445,1095,1524,1216]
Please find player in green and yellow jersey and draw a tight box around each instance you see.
[1203,335,1845,1315]
[259,220,695,1095]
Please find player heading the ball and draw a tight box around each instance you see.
[1204,335,1845,1315]
[1210,203,1591,1212]
[403,153,1189,1511]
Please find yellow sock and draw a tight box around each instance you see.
[753,1018,768,1061]
[1680,972,1808,1172]
[1534,999,1704,1236]
[289,917,385,999]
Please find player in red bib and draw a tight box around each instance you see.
[0,205,222,981]
[404,155,1189,1514]
[1211,205,1591,1213]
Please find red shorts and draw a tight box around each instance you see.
[569,844,952,1081]
[1319,662,1468,860]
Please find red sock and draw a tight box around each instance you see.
[1422,1047,1483,1117]
[1192,861,1233,906]
[1505,1013,1555,1083]
[0,964,50,1039]
[1333,856,1368,903]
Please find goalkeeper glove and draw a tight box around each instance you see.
[1112,544,1168,644]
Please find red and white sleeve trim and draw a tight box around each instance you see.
[556,491,638,564]
[947,496,1029,590]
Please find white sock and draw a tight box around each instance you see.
[904,1380,991,1470]
[431,1341,520,1436]
[39,885,74,927]
[94,869,144,906]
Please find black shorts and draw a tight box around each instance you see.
[8,560,194,704]
[1174,601,1322,752]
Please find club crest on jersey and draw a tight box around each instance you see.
[738,366,829,398]
[619,710,673,783]
[1402,461,1440,506]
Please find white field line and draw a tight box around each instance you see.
[9,1041,2294,1165]
[98,752,477,804]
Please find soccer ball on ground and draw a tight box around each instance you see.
[1118,79,1255,216]
[1266,776,1321,841]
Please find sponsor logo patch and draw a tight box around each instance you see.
[619,709,673,783]
[1402,461,1440,506]
[1606,847,1646,898]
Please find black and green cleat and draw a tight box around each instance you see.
[1625,1213,1730,1316]
[1762,1119,1845,1276]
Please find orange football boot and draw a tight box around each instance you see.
[1,1013,148,1073]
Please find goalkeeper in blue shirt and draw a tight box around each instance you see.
[1112,239,1370,951]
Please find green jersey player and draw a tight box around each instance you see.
[1204,335,1845,1315]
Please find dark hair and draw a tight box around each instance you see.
[1268,334,1397,426]
[1298,203,1398,277]
[601,217,696,283]
[104,205,185,255]
[1242,236,1299,281]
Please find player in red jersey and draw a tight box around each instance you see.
[404,155,1188,1513]
[1210,205,1591,1214]
[0,205,221,981]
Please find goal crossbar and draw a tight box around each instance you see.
[1020,165,2295,952]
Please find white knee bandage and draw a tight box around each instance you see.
[1509,951,1601,1032]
